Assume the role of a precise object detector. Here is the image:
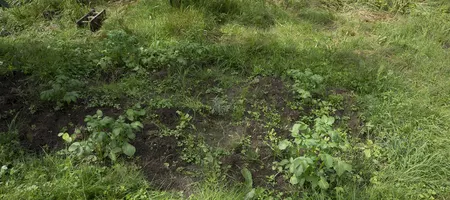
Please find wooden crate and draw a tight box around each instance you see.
[76,9,106,32]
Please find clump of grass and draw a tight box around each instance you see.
[343,0,418,13]
[175,0,279,28]
[188,182,245,200]
[298,8,336,25]
[0,155,177,199]
[5,0,85,22]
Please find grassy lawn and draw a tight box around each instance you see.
[0,0,449,199]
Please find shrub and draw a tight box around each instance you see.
[60,106,146,162]
[274,116,352,190]
[40,75,85,108]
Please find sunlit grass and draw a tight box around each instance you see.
[0,0,449,199]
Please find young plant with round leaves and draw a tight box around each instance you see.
[59,106,145,162]
[40,75,85,109]
[274,115,352,190]
[286,69,324,100]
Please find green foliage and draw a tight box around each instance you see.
[175,0,277,28]
[0,155,175,200]
[287,69,324,100]
[0,117,23,165]
[349,0,417,13]
[97,30,140,73]
[1,0,85,31]
[298,9,335,25]
[60,106,146,162]
[188,182,245,200]
[0,131,22,165]
[274,116,352,190]
[161,111,206,164]
[165,111,222,167]
[40,75,84,108]
[1,0,450,199]
[317,0,418,13]
[240,167,258,200]
[210,96,232,116]
[0,113,21,163]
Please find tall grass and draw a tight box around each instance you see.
[0,155,177,199]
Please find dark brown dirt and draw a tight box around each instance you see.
[219,79,364,192]
[0,73,193,191]
[0,72,27,127]
[248,76,289,109]
[134,124,194,192]
[216,77,296,189]
[245,76,299,136]
[0,71,121,151]
[154,108,179,128]
[1,70,363,195]
[19,107,119,151]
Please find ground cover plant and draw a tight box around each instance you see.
[1,0,449,199]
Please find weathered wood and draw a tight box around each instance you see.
[76,9,95,27]
[76,9,106,32]
[89,9,106,32]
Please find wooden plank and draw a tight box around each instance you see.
[76,9,95,27]
[89,9,106,32]
[76,9,106,32]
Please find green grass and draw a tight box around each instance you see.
[1,0,449,199]
[0,155,177,200]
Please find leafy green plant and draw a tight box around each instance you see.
[286,69,324,100]
[59,106,146,161]
[241,167,256,200]
[274,115,352,190]
[95,30,141,80]
[40,75,84,108]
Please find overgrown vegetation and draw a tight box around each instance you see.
[1,0,449,199]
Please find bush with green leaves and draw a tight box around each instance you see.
[274,115,352,190]
[286,69,324,100]
[40,75,84,108]
[60,106,146,162]
[95,30,141,79]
